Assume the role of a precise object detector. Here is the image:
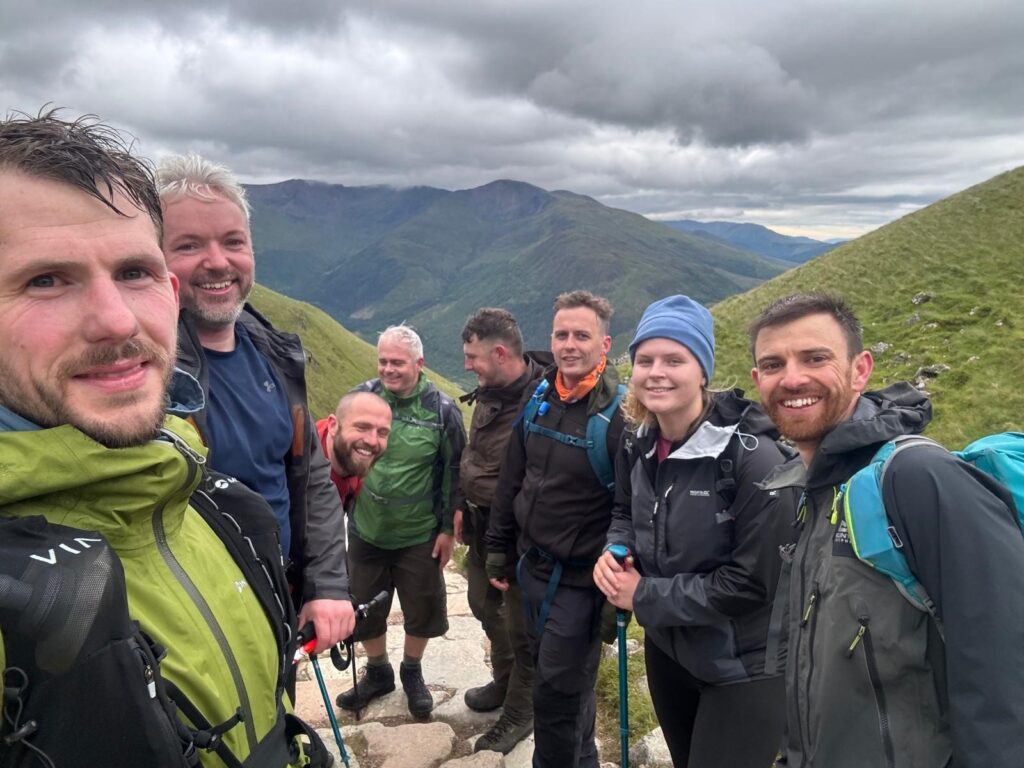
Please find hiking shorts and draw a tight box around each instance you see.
[346,533,449,640]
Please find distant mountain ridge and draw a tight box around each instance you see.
[662,219,838,263]
[246,178,788,380]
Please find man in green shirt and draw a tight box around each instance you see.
[338,325,466,718]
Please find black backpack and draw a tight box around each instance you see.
[0,468,329,768]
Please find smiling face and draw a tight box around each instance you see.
[328,393,392,478]
[631,337,706,434]
[551,306,611,388]
[0,173,179,447]
[161,191,254,335]
[377,339,423,397]
[752,312,873,462]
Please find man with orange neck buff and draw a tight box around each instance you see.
[485,291,625,767]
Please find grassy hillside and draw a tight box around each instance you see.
[709,166,1024,448]
[249,285,467,420]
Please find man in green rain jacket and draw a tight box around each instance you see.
[0,111,324,767]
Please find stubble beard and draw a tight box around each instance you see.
[0,339,173,449]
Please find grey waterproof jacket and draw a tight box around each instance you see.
[762,383,1024,768]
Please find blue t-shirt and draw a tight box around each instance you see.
[205,324,294,556]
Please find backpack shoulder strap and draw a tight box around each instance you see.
[585,383,626,492]
[841,436,946,625]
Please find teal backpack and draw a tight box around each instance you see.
[840,432,1024,624]
[516,378,626,492]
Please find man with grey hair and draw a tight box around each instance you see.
[157,154,355,652]
[340,325,466,718]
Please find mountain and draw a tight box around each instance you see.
[247,284,467,420]
[708,166,1024,448]
[662,220,837,264]
[246,179,787,381]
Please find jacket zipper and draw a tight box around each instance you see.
[800,580,820,749]
[848,616,896,768]
[154,434,259,752]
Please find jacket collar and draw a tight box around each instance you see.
[0,416,208,550]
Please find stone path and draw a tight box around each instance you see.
[295,563,668,767]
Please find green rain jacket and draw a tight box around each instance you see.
[0,416,300,767]
[352,374,466,549]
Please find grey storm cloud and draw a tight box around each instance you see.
[2,0,1023,238]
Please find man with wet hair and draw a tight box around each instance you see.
[0,110,327,766]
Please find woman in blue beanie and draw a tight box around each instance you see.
[593,295,797,768]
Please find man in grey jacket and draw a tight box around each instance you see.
[750,292,1024,768]
[158,154,355,652]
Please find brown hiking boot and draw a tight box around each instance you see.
[474,714,534,754]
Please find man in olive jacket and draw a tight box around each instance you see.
[455,309,546,754]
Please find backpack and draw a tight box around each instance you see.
[839,432,1024,624]
[517,379,626,492]
[0,468,329,768]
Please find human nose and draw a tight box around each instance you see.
[201,242,231,271]
[82,279,139,343]
[779,362,810,390]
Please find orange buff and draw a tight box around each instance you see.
[555,355,608,402]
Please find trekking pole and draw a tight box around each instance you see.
[296,623,351,768]
[607,544,632,768]
[296,591,390,767]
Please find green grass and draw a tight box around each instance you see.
[595,622,658,764]
[709,166,1024,449]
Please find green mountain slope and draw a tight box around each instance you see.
[248,285,467,420]
[709,166,1024,448]
[247,178,786,382]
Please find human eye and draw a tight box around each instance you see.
[27,274,60,289]
[757,359,782,373]
[634,356,652,367]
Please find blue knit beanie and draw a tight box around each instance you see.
[628,295,715,381]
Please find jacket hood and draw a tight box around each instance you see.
[761,381,932,491]
[635,388,778,462]
[0,416,208,550]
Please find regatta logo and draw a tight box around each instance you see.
[30,537,104,565]
[689,489,711,497]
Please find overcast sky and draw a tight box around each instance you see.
[3,0,1022,239]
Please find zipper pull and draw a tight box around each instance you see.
[846,617,869,657]
[801,586,819,626]
[144,662,157,698]
[160,428,207,466]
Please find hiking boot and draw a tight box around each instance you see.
[464,680,508,712]
[335,662,395,711]
[473,714,534,754]
[400,662,434,719]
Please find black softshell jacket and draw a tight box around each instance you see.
[486,364,625,587]
[606,389,799,684]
